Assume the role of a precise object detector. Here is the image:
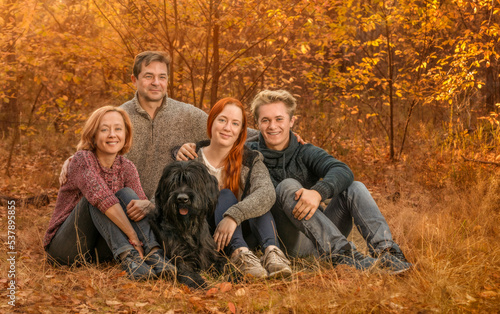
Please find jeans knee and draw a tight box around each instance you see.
[276,178,302,199]
[116,187,138,198]
[347,181,368,196]
[215,189,238,218]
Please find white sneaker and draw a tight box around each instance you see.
[231,250,267,278]
[262,246,292,278]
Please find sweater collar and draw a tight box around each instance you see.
[257,131,298,165]
[132,92,168,118]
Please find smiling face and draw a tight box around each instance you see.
[257,101,295,151]
[210,104,244,149]
[94,111,126,161]
[131,61,168,105]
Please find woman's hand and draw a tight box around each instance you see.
[293,132,306,145]
[128,236,145,258]
[176,143,198,161]
[104,203,145,258]
[59,156,73,186]
[126,200,153,221]
[293,188,322,221]
[213,216,237,252]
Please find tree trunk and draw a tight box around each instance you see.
[0,0,20,137]
[485,60,499,113]
[210,6,220,108]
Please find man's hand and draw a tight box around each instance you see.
[126,200,153,221]
[213,216,237,252]
[292,188,322,221]
[59,156,73,186]
[176,143,198,161]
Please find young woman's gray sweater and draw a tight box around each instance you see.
[194,141,276,226]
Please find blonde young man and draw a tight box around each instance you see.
[248,90,412,273]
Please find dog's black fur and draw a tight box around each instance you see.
[149,161,227,289]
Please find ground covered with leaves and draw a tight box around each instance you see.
[1,131,500,313]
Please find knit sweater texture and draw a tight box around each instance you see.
[43,150,147,248]
[248,132,354,201]
[121,94,208,199]
[194,141,276,225]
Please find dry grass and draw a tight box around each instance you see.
[1,124,500,313]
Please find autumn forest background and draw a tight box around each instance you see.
[1,0,499,312]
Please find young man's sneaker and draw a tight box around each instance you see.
[120,250,156,281]
[231,249,267,278]
[261,246,292,278]
[376,247,412,274]
[145,249,176,278]
[330,249,377,271]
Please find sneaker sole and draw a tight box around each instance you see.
[268,268,292,279]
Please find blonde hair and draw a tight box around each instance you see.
[76,106,133,155]
[250,90,297,121]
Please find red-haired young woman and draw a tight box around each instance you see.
[176,97,292,278]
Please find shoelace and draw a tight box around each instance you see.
[389,250,408,263]
[264,249,290,266]
[351,250,367,261]
[240,251,261,266]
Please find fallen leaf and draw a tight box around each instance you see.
[189,296,202,302]
[479,290,498,298]
[220,282,232,293]
[228,301,236,314]
[85,286,95,297]
[206,287,218,296]
[111,271,127,279]
[164,287,183,298]
[235,288,246,297]
[105,300,122,306]
[121,282,137,289]
[465,294,477,303]
[135,302,148,307]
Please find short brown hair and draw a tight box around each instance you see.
[250,90,297,121]
[76,106,133,155]
[132,51,171,78]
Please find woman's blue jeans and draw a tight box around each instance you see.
[46,187,159,265]
[215,189,279,256]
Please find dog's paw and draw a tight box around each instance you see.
[177,271,207,290]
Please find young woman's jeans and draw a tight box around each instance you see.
[272,179,400,258]
[214,189,279,256]
[46,187,159,265]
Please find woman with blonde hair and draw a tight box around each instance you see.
[44,106,174,280]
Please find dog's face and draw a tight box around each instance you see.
[168,184,200,221]
[154,161,219,231]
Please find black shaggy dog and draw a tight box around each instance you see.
[150,161,227,289]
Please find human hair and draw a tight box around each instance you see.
[132,51,171,78]
[250,90,297,121]
[76,106,133,155]
[207,97,247,196]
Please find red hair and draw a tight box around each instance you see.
[207,97,247,196]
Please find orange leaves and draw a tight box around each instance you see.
[205,282,233,296]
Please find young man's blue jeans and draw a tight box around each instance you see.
[46,187,159,265]
[215,189,279,256]
[272,179,400,257]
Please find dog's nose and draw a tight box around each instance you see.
[177,193,189,204]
